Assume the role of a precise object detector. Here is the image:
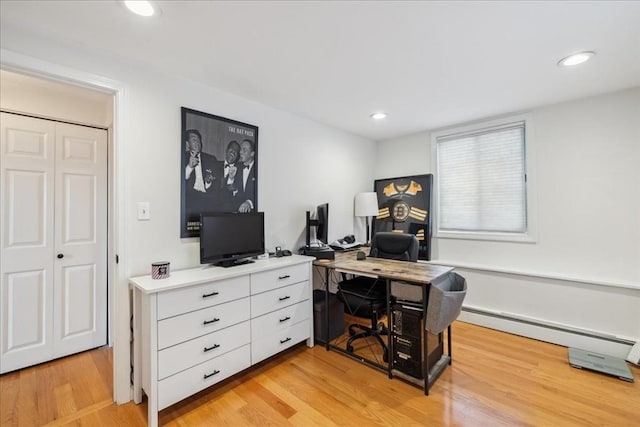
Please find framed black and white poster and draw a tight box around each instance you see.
[372,174,433,260]
[181,107,258,237]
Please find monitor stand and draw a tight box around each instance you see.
[216,258,255,268]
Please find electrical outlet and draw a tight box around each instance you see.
[137,202,150,220]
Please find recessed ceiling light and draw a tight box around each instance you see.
[370,112,387,120]
[124,0,156,17]
[557,51,596,67]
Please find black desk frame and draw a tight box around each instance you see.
[317,263,451,395]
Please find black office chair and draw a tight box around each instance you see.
[336,232,419,360]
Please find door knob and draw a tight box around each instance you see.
[57,254,64,259]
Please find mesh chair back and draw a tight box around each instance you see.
[370,232,419,261]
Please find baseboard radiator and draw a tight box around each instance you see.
[461,306,636,346]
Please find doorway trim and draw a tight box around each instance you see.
[1,48,130,404]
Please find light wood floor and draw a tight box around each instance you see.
[2,321,639,426]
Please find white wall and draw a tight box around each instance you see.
[125,73,374,274]
[376,88,640,356]
[1,46,375,273]
[1,34,375,403]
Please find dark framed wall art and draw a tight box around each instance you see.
[181,107,259,237]
[372,174,433,260]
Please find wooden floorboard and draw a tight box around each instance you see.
[1,321,638,426]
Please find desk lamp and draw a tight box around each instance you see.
[355,192,379,246]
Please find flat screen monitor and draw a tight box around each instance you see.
[316,203,328,244]
[306,203,329,247]
[200,212,265,267]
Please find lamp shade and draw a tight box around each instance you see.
[355,192,379,217]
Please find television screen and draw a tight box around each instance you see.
[200,212,265,267]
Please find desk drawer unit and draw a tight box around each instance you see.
[251,281,309,318]
[158,320,250,380]
[157,275,250,320]
[130,257,314,427]
[251,263,309,294]
[252,319,310,364]
[158,344,251,410]
[158,298,250,350]
[251,300,310,342]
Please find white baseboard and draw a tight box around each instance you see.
[458,308,634,359]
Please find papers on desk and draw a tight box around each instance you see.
[329,240,362,251]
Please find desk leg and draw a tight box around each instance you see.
[324,266,330,351]
[423,284,430,396]
[448,325,452,365]
[386,278,392,379]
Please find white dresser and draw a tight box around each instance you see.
[130,255,314,427]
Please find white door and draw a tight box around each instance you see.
[53,122,107,357]
[0,113,56,372]
[0,113,108,373]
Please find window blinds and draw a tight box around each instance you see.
[437,122,527,234]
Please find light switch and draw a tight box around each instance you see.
[137,202,150,220]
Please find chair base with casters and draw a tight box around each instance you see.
[337,277,389,363]
[337,232,420,365]
[345,321,388,359]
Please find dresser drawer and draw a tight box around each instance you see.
[251,263,309,295]
[158,344,251,410]
[157,275,250,320]
[251,281,309,318]
[158,320,250,380]
[158,298,249,350]
[251,300,310,342]
[251,319,310,364]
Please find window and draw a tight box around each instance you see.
[434,117,532,241]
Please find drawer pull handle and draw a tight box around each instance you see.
[204,370,220,379]
[204,344,220,352]
[278,275,291,280]
[279,316,291,323]
[280,337,292,344]
[202,291,219,298]
[203,318,220,325]
[279,296,290,301]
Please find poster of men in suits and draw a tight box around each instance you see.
[181,107,258,237]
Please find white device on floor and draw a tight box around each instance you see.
[627,342,640,366]
[568,347,634,382]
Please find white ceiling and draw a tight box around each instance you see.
[1,1,639,141]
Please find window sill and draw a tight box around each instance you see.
[435,230,536,244]
[422,259,640,291]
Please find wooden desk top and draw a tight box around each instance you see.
[314,250,453,285]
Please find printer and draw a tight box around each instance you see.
[300,245,335,260]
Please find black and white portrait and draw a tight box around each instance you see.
[181,107,259,237]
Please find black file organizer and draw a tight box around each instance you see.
[313,290,344,344]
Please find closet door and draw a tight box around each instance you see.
[53,122,107,357]
[0,113,56,373]
[0,113,108,373]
